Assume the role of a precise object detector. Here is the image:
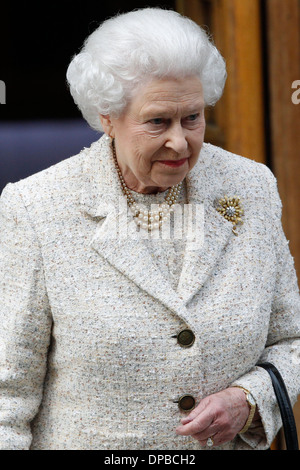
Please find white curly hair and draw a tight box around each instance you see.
[66,8,227,132]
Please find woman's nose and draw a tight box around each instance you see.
[164,124,188,154]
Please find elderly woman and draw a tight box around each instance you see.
[0,8,299,451]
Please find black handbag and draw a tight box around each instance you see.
[258,362,299,450]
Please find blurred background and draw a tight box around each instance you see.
[0,0,299,449]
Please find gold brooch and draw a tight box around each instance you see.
[216,195,244,236]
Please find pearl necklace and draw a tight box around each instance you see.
[112,140,183,232]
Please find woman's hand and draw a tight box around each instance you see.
[175,387,251,447]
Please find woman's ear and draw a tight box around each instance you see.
[99,114,115,138]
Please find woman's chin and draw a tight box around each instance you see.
[155,171,187,188]
[152,161,189,186]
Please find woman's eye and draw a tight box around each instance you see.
[187,114,199,121]
[149,118,164,125]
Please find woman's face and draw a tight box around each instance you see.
[101,76,206,193]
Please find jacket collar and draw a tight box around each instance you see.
[80,136,233,329]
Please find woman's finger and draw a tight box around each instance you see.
[176,405,215,436]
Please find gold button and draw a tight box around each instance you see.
[177,329,195,348]
[178,394,196,412]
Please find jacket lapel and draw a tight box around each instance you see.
[177,144,234,304]
[80,137,233,324]
[177,203,234,305]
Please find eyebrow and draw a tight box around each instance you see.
[141,101,205,120]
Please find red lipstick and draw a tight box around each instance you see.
[158,158,187,168]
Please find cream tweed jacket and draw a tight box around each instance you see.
[0,135,299,450]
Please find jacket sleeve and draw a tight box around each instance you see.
[231,165,300,450]
[0,183,52,449]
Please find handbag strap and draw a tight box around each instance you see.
[258,362,299,450]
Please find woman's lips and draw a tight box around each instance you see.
[157,158,188,168]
